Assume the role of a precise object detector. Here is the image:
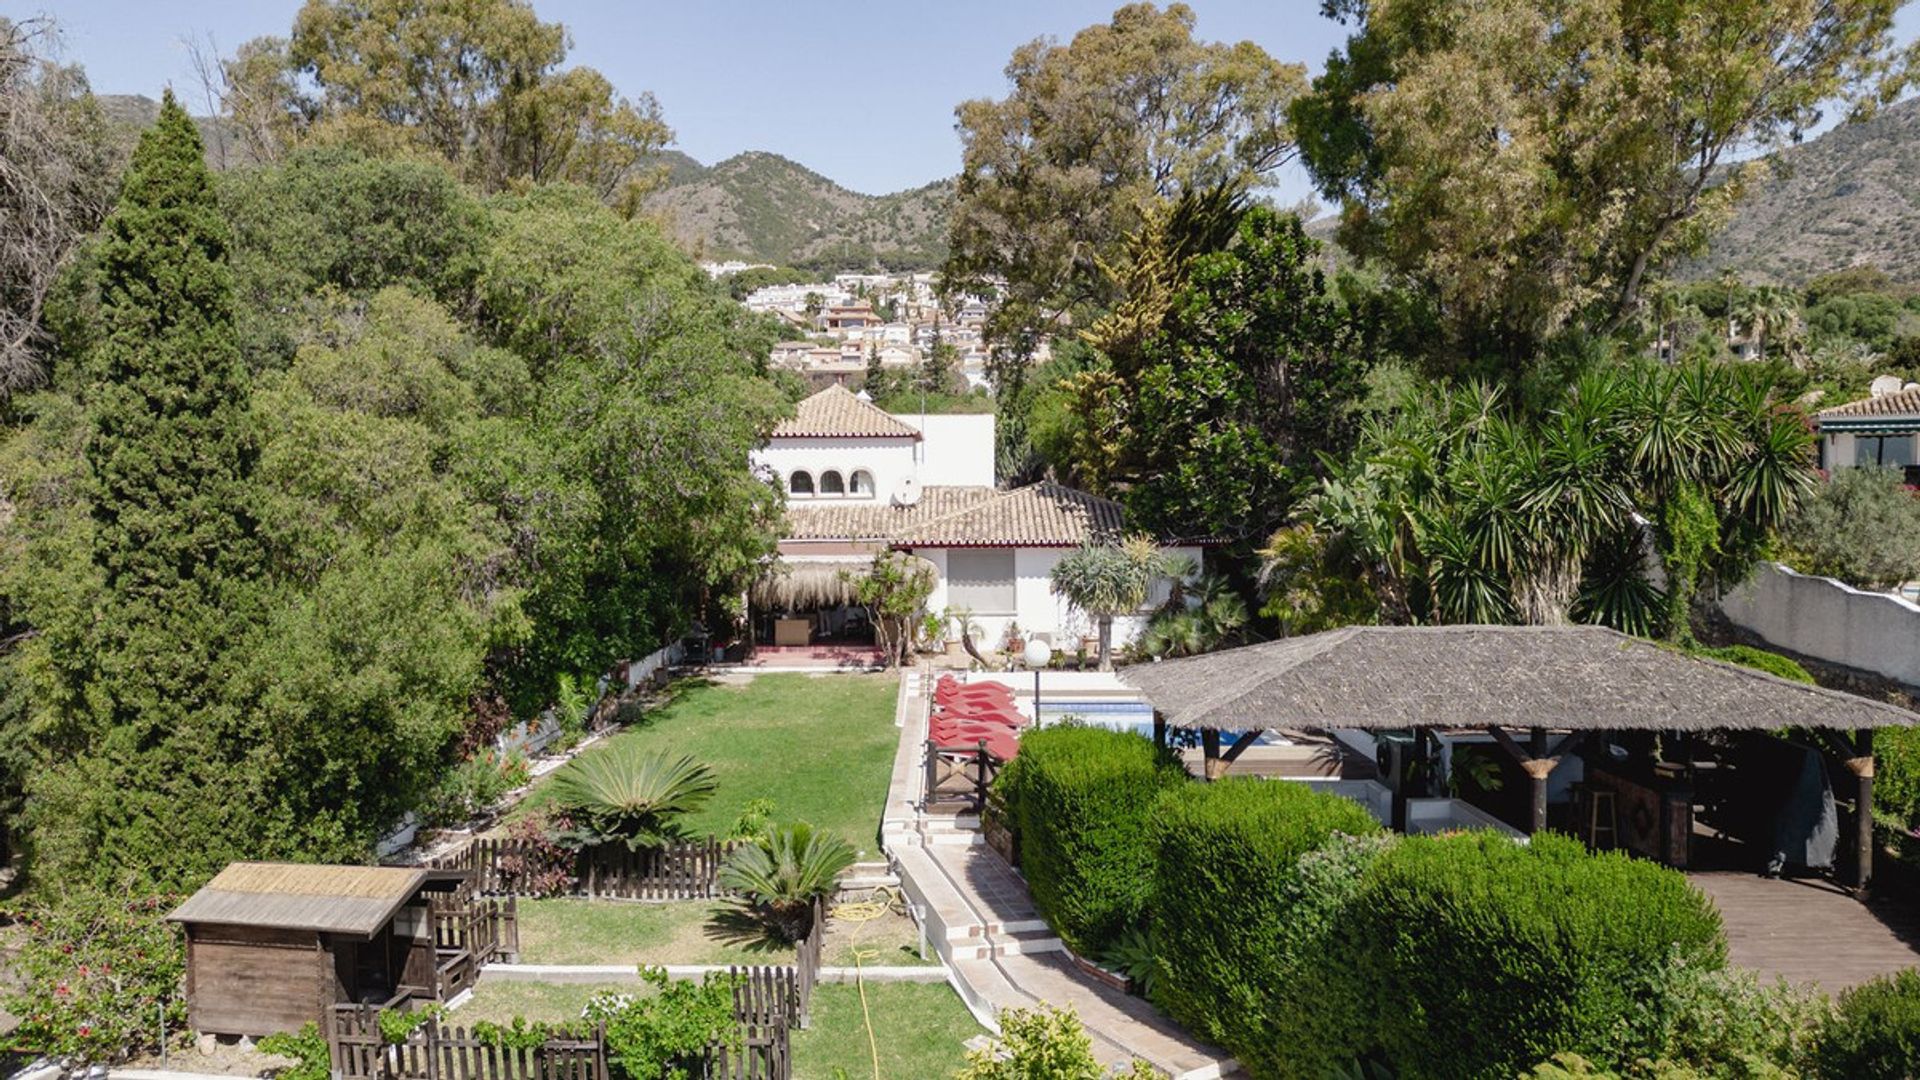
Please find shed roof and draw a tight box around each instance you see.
[771,385,920,440]
[1119,625,1920,733]
[890,482,1128,548]
[168,862,429,937]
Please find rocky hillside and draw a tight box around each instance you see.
[642,151,951,270]
[1686,97,1920,286]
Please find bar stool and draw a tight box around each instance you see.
[1587,788,1618,850]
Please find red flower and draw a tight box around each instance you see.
[77,1025,91,1038]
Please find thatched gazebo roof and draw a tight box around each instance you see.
[1119,625,1920,733]
[750,559,869,610]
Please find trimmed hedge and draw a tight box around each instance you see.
[1816,968,1920,1079]
[995,725,1186,953]
[1338,831,1728,1080]
[1147,778,1383,1075]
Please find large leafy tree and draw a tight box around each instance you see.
[945,3,1305,349]
[1072,202,1377,545]
[23,92,265,890]
[222,0,671,207]
[1293,0,1914,369]
[0,17,120,400]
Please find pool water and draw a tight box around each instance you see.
[1037,700,1277,746]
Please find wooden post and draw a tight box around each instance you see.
[1200,729,1223,781]
[1852,729,1876,893]
[1153,710,1167,750]
[923,739,937,806]
[975,740,989,810]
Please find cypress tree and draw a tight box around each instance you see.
[45,90,264,889]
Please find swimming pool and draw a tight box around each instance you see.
[1037,700,1279,746]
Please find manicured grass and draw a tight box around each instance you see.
[514,673,899,857]
[515,898,791,966]
[451,980,636,1027]
[791,981,983,1080]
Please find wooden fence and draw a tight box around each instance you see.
[428,894,518,1000]
[429,837,741,901]
[326,1006,607,1080]
[924,740,1005,812]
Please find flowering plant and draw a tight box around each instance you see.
[0,892,186,1062]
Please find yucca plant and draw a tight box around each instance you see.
[545,743,717,853]
[718,822,855,942]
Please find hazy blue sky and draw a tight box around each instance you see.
[28,1,1920,202]
[28,1,1350,200]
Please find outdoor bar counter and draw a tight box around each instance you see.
[1582,755,1694,867]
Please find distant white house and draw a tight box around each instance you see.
[748,386,1201,655]
[1813,381,1920,480]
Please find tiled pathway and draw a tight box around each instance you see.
[884,669,1237,1078]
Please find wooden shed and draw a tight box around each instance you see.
[168,862,472,1038]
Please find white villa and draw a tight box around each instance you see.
[749,386,1202,657]
[1813,379,1920,481]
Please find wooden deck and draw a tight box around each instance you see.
[1690,871,1920,991]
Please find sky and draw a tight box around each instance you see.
[27,1,1920,203]
[31,0,1352,200]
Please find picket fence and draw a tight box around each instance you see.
[430,837,742,901]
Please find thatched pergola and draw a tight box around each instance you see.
[1121,625,1920,887]
[749,559,869,610]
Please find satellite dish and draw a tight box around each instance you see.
[892,476,921,507]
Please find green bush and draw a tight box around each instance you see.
[995,725,1186,953]
[1147,779,1384,1076]
[953,1005,1157,1080]
[1340,832,1728,1080]
[1689,644,1815,685]
[258,1023,331,1080]
[0,892,186,1062]
[1780,468,1920,592]
[585,968,737,1080]
[1815,968,1920,1080]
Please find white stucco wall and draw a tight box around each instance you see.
[752,436,918,501]
[919,544,1204,654]
[895,413,996,488]
[1720,561,1920,686]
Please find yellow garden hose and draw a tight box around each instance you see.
[830,886,906,1080]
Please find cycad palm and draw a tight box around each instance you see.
[547,743,718,852]
[719,822,855,942]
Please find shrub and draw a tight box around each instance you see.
[995,725,1187,953]
[1780,468,1920,592]
[422,748,531,826]
[1629,964,1825,1079]
[1689,644,1815,685]
[717,821,855,942]
[1146,779,1384,1077]
[1815,968,1920,1080]
[585,967,737,1080]
[0,892,186,1063]
[257,1022,329,1080]
[952,1005,1157,1080]
[1340,832,1727,1080]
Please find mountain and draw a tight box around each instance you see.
[1685,97,1920,286]
[642,151,952,270]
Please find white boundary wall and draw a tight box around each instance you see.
[1719,562,1920,686]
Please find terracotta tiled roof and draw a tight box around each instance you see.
[783,486,998,541]
[890,482,1128,548]
[1817,386,1920,419]
[771,385,921,439]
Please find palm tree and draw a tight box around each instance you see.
[1048,535,1167,669]
[718,822,855,942]
[547,744,718,853]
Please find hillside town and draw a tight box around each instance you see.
[11,3,1920,1080]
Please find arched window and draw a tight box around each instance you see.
[820,470,846,495]
[789,470,815,496]
[850,470,876,496]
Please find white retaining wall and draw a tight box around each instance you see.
[1719,562,1920,687]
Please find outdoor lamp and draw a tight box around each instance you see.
[1023,637,1053,726]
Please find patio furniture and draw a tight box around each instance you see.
[1585,788,1618,850]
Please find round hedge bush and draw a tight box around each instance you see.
[1339,831,1728,1080]
[1816,968,1920,1079]
[1147,778,1383,1075]
[995,725,1186,953]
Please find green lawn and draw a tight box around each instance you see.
[792,982,983,1080]
[513,674,899,857]
[515,898,791,966]
[452,980,637,1026]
